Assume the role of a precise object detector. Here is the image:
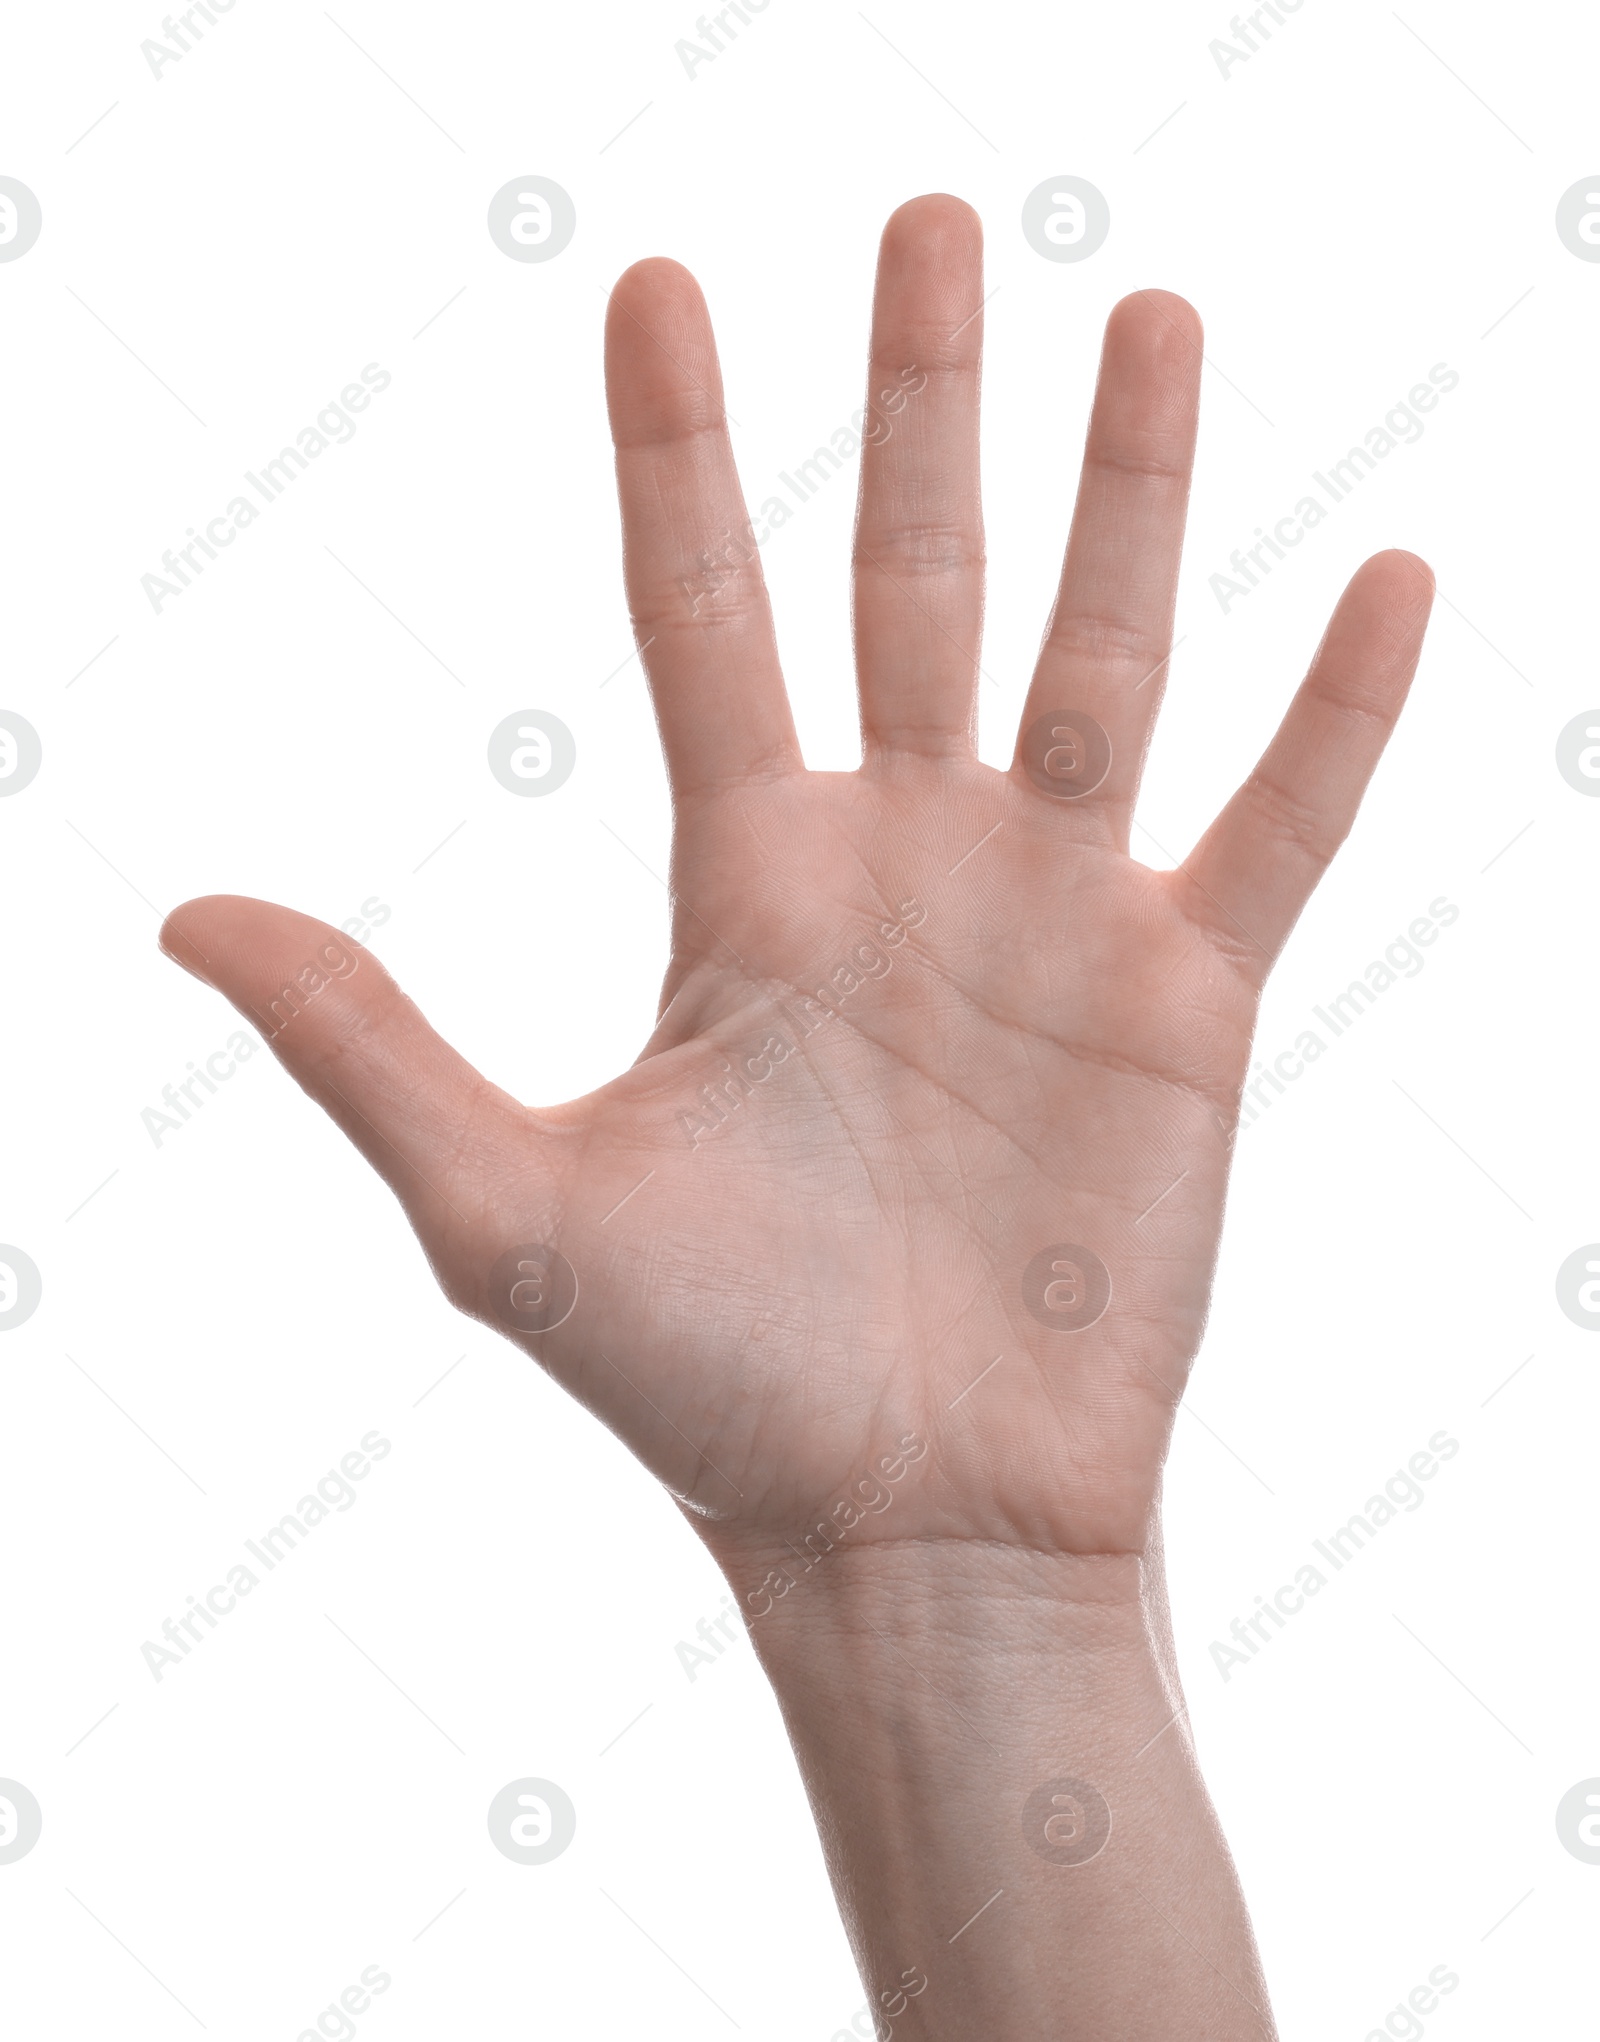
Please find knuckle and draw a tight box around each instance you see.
[613,399,728,452]
[856,520,985,582]
[1084,437,1191,484]
[636,556,772,633]
[1313,675,1399,738]
[1045,609,1163,668]
[1240,769,1338,870]
[869,338,973,382]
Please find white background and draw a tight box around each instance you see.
[2,0,1596,2035]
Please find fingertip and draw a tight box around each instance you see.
[871,194,985,362]
[607,256,705,328]
[1343,551,1437,642]
[1108,288,1203,358]
[1370,547,1436,596]
[160,895,228,981]
[160,895,354,988]
[605,256,723,435]
[881,192,982,254]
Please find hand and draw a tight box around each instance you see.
[161,196,1433,1580]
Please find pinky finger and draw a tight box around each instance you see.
[1178,550,1434,982]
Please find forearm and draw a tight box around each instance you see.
[729,1537,1276,2041]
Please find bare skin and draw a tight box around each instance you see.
[162,196,1433,2036]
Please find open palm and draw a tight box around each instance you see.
[163,197,1432,1578]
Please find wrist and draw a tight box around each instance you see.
[723,1537,1183,1788]
[705,1535,1274,2041]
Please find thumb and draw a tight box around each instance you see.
[159,895,532,1247]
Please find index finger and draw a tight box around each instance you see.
[605,258,801,801]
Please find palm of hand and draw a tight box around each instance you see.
[165,198,1431,1569]
[547,765,1244,1560]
